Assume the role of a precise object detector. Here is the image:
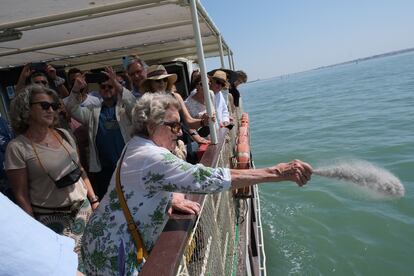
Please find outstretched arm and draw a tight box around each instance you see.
[230,160,313,189]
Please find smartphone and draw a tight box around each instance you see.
[31,62,46,72]
[122,56,129,70]
[85,72,108,83]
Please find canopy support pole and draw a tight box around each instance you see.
[231,53,235,70]
[218,35,225,68]
[227,49,233,70]
[189,0,218,144]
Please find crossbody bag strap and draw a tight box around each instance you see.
[115,146,149,264]
[29,140,50,178]
[52,129,76,161]
[29,130,80,184]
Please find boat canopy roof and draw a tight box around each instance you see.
[0,0,232,70]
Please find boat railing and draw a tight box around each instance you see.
[141,127,234,275]
[141,96,267,276]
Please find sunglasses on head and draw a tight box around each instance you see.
[100,84,113,90]
[161,121,182,134]
[31,101,60,111]
[34,80,48,85]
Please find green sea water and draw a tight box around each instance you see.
[241,51,414,275]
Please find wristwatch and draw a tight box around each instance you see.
[190,131,198,136]
[53,76,66,87]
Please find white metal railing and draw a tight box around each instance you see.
[177,135,237,275]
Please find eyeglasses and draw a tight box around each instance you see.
[154,78,168,83]
[31,101,61,111]
[161,121,182,134]
[34,80,48,86]
[213,79,225,87]
[100,84,113,90]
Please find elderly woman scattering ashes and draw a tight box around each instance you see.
[81,92,312,275]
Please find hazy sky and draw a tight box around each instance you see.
[202,0,414,80]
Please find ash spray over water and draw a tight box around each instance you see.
[314,160,405,198]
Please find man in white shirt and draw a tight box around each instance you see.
[209,70,232,127]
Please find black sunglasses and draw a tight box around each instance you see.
[100,84,113,90]
[31,101,60,111]
[213,79,225,87]
[161,121,182,134]
[34,80,48,86]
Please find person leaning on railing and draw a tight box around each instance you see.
[81,92,312,275]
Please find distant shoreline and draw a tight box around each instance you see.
[313,47,414,71]
[256,47,414,82]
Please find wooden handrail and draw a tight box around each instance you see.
[140,128,229,275]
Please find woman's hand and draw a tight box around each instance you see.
[200,112,215,127]
[169,193,201,215]
[272,159,313,186]
[192,134,210,144]
[91,201,100,211]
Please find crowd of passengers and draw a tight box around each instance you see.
[0,57,312,276]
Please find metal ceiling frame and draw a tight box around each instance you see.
[68,41,219,67]
[0,0,233,70]
[0,20,193,58]
[0,0,175,30]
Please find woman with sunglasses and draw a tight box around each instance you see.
[81,92,312,275]
[4,84,98,271]
[140,65,212,132]
[141,65,211,150]
[185,72,217,136]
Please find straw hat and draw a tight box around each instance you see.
[140,64,177,92]
[208,70,229,89]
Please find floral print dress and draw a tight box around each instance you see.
[82,136,231,275]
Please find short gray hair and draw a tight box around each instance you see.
[132,92,180,137]
[9,84,60,134]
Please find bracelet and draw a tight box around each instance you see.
[89,195,99,203]
[53,76,66,87]
[190,131,198,136]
